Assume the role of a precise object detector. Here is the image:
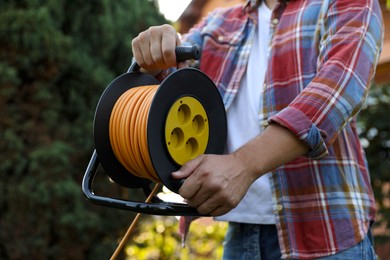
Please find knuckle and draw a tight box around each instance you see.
[199,170,212,182]
[161,24,174,32]
[149,25,169,37]
[179,190,191,201]
[226,196,239,209]
[131,38,138,48]
[137,31,148,41]
[208,180,222,191]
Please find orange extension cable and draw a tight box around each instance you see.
[109,85,175,259]
[110,183,162,260]
[109,85,160,183]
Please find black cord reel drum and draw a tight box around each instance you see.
[82,45,227,216]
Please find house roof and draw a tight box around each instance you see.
[177,0,242,34]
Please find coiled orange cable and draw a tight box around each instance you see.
[109,85,160,183]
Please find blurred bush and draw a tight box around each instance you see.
[126,216,227,260]
[0,0,167,259]
[358,83,390,245]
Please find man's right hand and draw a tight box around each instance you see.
[131,24,184,75]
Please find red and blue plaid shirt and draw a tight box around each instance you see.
[179,0,383,258]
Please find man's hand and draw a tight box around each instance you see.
[172,124,309,216]
[172,153,256,216]
[131,24,186,75]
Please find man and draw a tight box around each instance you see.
[131,0,383,258]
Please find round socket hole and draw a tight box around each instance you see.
[177,103,191,125]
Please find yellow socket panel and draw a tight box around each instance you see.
[165,96,209,165]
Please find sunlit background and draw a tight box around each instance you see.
[158,0,191,21]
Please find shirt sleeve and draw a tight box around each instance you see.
[269,0,384,159]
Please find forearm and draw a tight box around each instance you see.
[172,122,309,215]
[232,123,309,180]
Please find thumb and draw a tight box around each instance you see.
[171,155,205,179]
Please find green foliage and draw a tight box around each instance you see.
[358,83,390,242]
[126,216,227,260]
[0,0,167,259]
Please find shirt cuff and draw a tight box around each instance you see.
[268,107,329,160]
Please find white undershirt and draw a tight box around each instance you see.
[216,3,274,224]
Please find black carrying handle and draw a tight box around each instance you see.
[128,45,200,72]
[82,150,205,216]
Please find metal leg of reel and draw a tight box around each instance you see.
[82,150,205,216]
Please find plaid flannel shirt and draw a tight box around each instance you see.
[179,0,383,258]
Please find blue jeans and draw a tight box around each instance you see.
[222,222,377,260]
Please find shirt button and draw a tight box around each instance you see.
[272,18,279,25]
[276,204,283,211]
[218,36,224,42]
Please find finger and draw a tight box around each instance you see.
[131,37,146,68]
[194,195,233,216]
[149,25,173,68]
[139,31,157,69]
[149,33,164,67]
[161,25,180,68]
[194,197,226,216]
[185,175,225,209]
[133,31,154,69]
[185,185,212,208]
[175,156,208,200]
[171,155,205,180]
[208,205,230,216]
